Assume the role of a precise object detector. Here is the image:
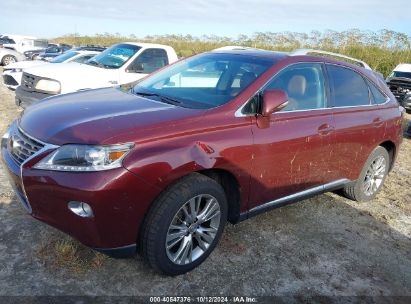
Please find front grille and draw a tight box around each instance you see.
[2,74,19,86]
[387,79,411,103]
[7,126,45,165]
[21,72,39,91]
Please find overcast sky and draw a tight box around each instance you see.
[0,0,409,38]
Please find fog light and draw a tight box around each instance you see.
[68,201,94,218]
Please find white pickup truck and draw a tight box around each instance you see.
[3,48,102,90]
[15,42,179,108]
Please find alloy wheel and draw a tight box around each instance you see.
[165,194,221,265]
[362,155,386,196]
[3,56,16,65]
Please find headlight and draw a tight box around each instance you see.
[12,68,23,73]
[35,79,61,93]
[33,143,134,172]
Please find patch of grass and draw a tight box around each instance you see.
[36,237,108,274]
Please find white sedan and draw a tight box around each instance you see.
[2,49,100,90]
[0,48,25,66]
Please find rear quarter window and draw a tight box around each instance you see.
[327,65,371,107]
[366,79,388,104]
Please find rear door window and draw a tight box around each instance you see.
[327,65,371,107]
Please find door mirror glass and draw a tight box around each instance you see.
[127,62,144,73]
[262,89,289,116]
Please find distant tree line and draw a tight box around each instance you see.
[53,29,411,77]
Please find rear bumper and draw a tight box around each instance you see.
[15,86,55,108]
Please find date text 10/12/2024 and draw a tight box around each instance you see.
[149,296,257,303]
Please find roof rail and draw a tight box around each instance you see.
[290,49,372,70]
[212,46,255,51]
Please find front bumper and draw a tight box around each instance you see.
[15,86,55,108]
[1,124,162,256]
[402,95,411,110]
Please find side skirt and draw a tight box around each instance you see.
[237,179,350,222]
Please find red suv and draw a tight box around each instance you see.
[1,48,404,275]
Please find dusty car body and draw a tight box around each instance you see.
[1,48,404,275]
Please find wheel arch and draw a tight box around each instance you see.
[197,168,242,224]
[1,54,16,65]
[378,140,396,171]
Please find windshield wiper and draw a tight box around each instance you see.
[134,91,182,106]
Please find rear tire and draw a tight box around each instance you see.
[2,55,16,66]
[343,146,390,202]
[140,173,227,275]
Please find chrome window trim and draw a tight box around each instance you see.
[325,63,391,107]
[235,61,328,117]
[234,61,391,118]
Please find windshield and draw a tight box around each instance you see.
[392,71,411,79]
[133,53,275,109]
[86,43,141,69]
[50,51,79,63]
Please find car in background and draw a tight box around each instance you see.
[2,48,102,90]
[0,36,16,46]
[37,45,104,61]
[1,35,48,54]
[34,44,73,61]
[386,63,411,113]
[15,42,178,107]
[24,44,72,61]
[23,44,55,61]
[0,47,25,66]
[2,48,403,275]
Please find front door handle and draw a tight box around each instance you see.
[318,124,334,136]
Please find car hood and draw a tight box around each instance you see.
[3,60,47,70]
[19,87,204,145]
[24,62,102,80]
[23,62,117,92]
[387,76,411,84]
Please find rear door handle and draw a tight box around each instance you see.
[318,124,334,136]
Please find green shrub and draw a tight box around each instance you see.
[52,29,411,77]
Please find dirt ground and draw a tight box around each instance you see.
[0,67,410,298]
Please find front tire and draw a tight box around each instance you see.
[2,55,16,66]
[140,173,227,275]
[343,146,390,202]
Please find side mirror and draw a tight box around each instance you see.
[261,89,289,116]
[127,63,144,73]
